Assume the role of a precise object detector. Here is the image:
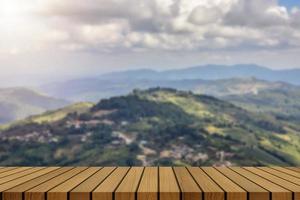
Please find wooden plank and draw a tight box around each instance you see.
[187,167,224,200]
[245,167,300,200]
[47,167,100,200]
[115,167,144,200]
[3,167,69,200]
[0,167,32,179]
[287,167,300,174]
[231,167,292,200]
[216,167,269,200]
[159,167,180,200]
[25,167,87,200]
[93,167,130,200]
[0,168,17,175]
[202,167,246,200]
[0,167,58,195]
[173,167,202,200]
[0,167,44,186]
[272,167,300,179]
[0,166,300,200]
[70,167,115,200]
[259,167,300,186]
[137,167,158,200]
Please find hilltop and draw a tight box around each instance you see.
[0,88,299,166]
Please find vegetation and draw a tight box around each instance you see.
[0,88,299,166]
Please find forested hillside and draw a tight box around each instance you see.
[0,88,299,166]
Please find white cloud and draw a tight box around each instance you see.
[0,0,300,67]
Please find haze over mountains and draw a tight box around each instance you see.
[101,64,300,83]
[1,64,300,166]
[2,64,300,124]
[41,64,300,102]
[0,88,69,124]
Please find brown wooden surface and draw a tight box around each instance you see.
[25,167,86,200]
[272,167,300,179]
[0,167,298,200]
[215,167,268,200]
[174,167,202,200]
[231,167,292,200]
[245,167,300,200]
[159,167,180,200]
[93,167,130,200]
[259,167,300,186]
[115,167,144,200]
[137,167,158,200]
[70,167,115,200]
[187,167,224,200]
[47,167,100,200]
[287,167,300,173]
[202,167,246,200]
[3,167,68,200]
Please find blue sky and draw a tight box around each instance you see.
[279,0,300,9]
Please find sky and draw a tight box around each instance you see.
[0,0,300,86]
[279,0,300,9]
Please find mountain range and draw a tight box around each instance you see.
[0,87,69,125]
[3,64,300,125]
[101,64,300,83]
[1,88,299,166]
[41,64,300,102]
[1,64,300,166]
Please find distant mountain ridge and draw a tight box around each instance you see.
[99,64,300,84]
[42,75,299,102]
[40,64,300,102]
[0,87,69,124]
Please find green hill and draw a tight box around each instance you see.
[0,87,69,124]
[224,85,300,124]
[0,88,299,166]
[0,102,94,131]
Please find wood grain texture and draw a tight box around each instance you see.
[137,167,158,200]
[187,167,224,200]
[0,167,17,175]
[287,167,300,173]
[272,167,300,179]
[70,167,115,200]
[202,167,246,200]
[47,167,100,200]
[0,167,298,200]
[259,167,300,186]
[93,167,130,200]
[216,167,269,200]
[0,167,32,179]
[245,167,300,200]
[0,167,44,186]
[25,167,87,200]
[231,167,292,200]
[174,167,202,200]
[115,167,144,200]
[159,167,180,200]
[3,167,68,200]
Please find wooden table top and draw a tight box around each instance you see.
[0,167,299,200]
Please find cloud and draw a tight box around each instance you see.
[223,0,290,27]
[1,0,300,55]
